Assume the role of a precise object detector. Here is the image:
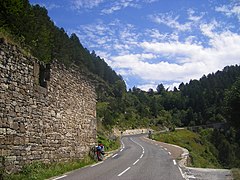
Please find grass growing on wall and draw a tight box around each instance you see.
[232,169,240,180]
[0,28,31,57]
[4,156,95,180]
[152,129,221,168]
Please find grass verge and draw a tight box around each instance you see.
[152,129,221,168]
[4,155,95,180]
[4,135,120,180]
[97,133,121,152]
[232,168,240,180]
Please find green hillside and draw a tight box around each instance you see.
[153,129,221,168]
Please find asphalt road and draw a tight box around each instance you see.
[55,134,184,180]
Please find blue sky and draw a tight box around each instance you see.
[29,0,240,91]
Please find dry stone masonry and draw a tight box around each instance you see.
[0,40,97,173]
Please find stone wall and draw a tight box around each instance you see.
[0,40,97,173]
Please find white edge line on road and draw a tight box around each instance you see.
[133,159,140,165]
[120,149,123,152]
[118,167,131,176]
[121,139,125,149]
[173,160,177,165]
[188,175,196,179]
[130,138,145,154]
[140,154,143,159]
[91,161,103,167]
[112,154,118,158]
[164,148,167,151]
[52,175,67,180]
[178,166,185,179]
[168,152,171,155]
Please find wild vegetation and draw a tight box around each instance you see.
[1,0,240,171]
[232,169,240,180]
[4,156,94,180]
[153,129,221,168]
[153,129,240,179]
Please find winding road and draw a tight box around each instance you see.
[54,134,184,180]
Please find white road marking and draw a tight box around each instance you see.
[140,154,143,159]
[173,160,177,165]
[121,139,125,149]
[91,161,103,167]
[120,149,123,152]
[155,143,158,145]
[164,148,167,151]
[52,175,67,180]
[118,167,131,176]
[178,166,185,179]
[112,154,118,158]
[187,175,196,179]
[130,138,145,155]
[168,152,171,155]
[133,159,140,165]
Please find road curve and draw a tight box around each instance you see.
[55,134,184,180]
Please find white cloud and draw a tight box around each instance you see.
[136,83,159,91]
[187,9,204,22]
[70,12,240,91]
[149,13,193,32]
[148,31,238,74]
[72,0,105,9]
[145,29,168,41]
[107,25,240,89]
[216,4,240,21]
[101,0,140,14]
[140,41,203,60]
[72,20,140,55]
[101,0,158,14]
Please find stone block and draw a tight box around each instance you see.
[15,106,20,113]
[0,149,11,156]
[5,156,17,162]
[12,121,19,131]
[0,118,9,128]
[0,128,6,135]
[19,123,26,133]
[13,136,25,145]
[6,129,16,135]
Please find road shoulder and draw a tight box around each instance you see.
[143,136,233,180]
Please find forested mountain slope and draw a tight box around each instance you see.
[0,0,126,97]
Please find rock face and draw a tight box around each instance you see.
[0,41,97,173]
